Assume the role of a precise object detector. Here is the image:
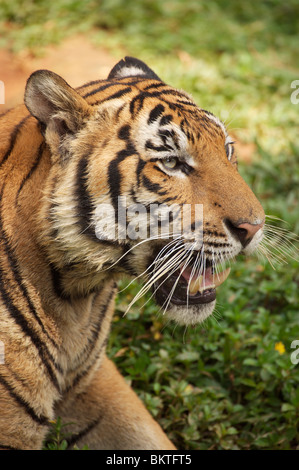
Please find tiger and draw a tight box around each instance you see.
[0,56,265,450]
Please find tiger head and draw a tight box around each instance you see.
[24,57,265,325]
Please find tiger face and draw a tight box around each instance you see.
[25,57,265,326]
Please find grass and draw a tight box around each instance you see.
[1,0,298,450]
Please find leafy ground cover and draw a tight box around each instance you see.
[1,0,298,450]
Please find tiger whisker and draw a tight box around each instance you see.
[186,250,202,303]
[262,233,298,262]
[257,244,278,270]
[161,242,198,314]
[103,232,184,272]
[117,237,185,294]
[264,226,298,242]
[139,252,190,314]
[124,247,188,313]
[260,236,297,265]
[127,244,190,311]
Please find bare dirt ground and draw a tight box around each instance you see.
[0,35,116,110]
[0,35,254,161]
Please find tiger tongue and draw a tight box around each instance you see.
[180,265,231,295]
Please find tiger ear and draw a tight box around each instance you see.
[108,56,162,81]
[24,70,92,139]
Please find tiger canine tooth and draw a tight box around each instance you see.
[188,267,231,295]
[189,275,203,295]
[213,267,231,287]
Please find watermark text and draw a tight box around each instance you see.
[290,340,299,365]
[95,197,204,248]
[290,80,299,104]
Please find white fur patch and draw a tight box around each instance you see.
[114,66,148,79]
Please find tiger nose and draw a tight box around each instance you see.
[225,220,264,247]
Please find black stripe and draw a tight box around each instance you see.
[75,154,98,242]
[143,82,167,91]
[117,252,139,276]
[159,195,178,204]
[75,152,125,247]
[108,126,137,214]
[108,149,129,210]
[0,108,13,120]
[0,172,61,376]
[49,262,67,300]
[160,114,173,126]
[0,200,61,381]
[204,249,230,257]
[118,124,130,141]
[0,115,30,168]
[158,128,180,150]
[167,101,178,112]
[83,82,119,99]
[16,141,45,204]
[129,89,184,116]
[0,208,60,352]
[65,416,102,447]
[142,174,167,195]
[74,286,116,365]
[129,92,147,115]
[177,99,197,107]
[77,79,104,90]
[146,88,182,98]
[99,86,132,102]
[114,103,126,122]
[0,374,49,425]
[145,140,172,153]
[207,242,230,247]
[0,272,61,388]
[61,287,114,390]
[92,86,132,105]
[180,118,196,145]
[75,152,122,245]
[136,157,146,186]
[65,335,109,393]
[88,288,114,344]
[82,79,143,100]
[49,262,114,300]
[148,104,165,124]
[158,128,172,141]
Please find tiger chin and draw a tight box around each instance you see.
[0,56,264,450]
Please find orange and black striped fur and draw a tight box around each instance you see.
[0,57,264,449]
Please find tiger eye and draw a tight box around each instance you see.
[163,157,178,169]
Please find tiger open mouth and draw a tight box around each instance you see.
[154,259,231,307]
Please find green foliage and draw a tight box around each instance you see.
[1,0,297,451]
[43,418,89,450]
[242,142,299,232]
[1,1,299,59]
[43,417,71,450]
[110,254,299,450]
